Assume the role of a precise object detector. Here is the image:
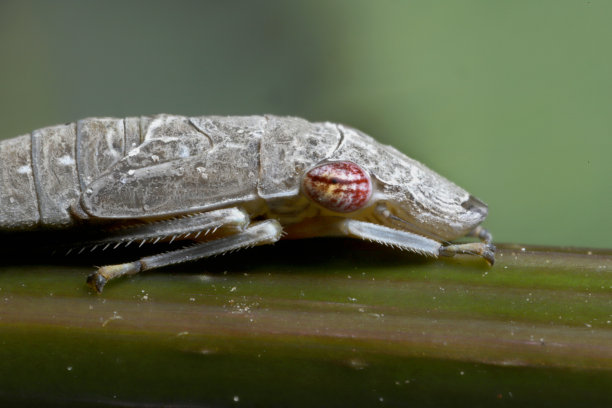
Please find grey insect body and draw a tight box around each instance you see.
[0,114,494,291]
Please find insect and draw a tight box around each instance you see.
[0,114,494,292]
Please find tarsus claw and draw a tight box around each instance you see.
[86,272,107,293]
[483,243,496,266]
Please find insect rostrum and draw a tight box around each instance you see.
[0,114,494,291]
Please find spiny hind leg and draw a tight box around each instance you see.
[79,207,249,251]
[86,207,248,292]
[88,219,282,293]
[86,209,281,292]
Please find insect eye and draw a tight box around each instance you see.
[302,161,372,213]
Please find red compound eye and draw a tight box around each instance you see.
[302,161,372,213]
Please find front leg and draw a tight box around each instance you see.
[344,220,495,265]
[284,217,494,264]
[284,217,442,256]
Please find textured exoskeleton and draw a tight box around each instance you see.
[0,114,494,291]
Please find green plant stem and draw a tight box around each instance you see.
[0,241,610,406]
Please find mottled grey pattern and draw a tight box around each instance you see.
[0,134,39,228]
[31,123,80,227]
[0,114,487,241]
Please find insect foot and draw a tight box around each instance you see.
[87,262,142,293]
[438,242,496,266]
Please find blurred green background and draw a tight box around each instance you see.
[0,0,610,248]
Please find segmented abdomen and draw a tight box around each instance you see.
[0,117,151,229]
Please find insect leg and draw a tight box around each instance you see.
[439,242,496,265]
[340,219,442,255]
[87,219,282,292]
[439,225,496,265]
[285,217,494,264]
[79,208,249,249]
[466,225,493,244]
[284,217,442,256]
[344,220,495,265]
